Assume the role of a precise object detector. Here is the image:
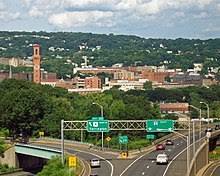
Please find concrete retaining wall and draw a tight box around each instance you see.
[0,147,18,168]
[189,140,208,176]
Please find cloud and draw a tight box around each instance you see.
[28,7,44,17]
[193,12,208,18]
[20,0,33,7]
[0,1,20,21]
[48,11,114,28]
[0,11,20,21]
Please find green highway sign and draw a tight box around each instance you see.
[92,116,104,120]
[146,134,156,140]
[87,118,109,132]
[146,120,174,132]
[119,135,128,144]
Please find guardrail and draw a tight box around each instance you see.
[189,139,208,176]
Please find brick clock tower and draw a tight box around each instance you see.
[33,44,41,83]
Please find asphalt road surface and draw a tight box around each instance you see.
[120,137,187,176]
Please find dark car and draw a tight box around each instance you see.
[165,139,174,145]
[156,144,165,150]
[215,125,220,130]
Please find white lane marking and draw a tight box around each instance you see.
[147,165,150,168]
[162,137,205,176]
[142,172,145,175]
[162,147,187,176]
[119,151,151,176]
[152,160,155,163]
[69,148,114,176]
[177,143,179,145]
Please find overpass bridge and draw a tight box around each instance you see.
[14,143,61,173]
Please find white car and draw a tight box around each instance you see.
[156,153,168,164]
[90,158,100,168]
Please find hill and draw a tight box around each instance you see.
[0,31,219,77]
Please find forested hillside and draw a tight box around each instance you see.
[0,31,220,77]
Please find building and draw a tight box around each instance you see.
[85,76,101,89]
[73,67,121,75]
[0,71,32,81]
[32,44,41,83]
[68,88,102,95]
[106,79,146,91]
[160,103,189,113]
[113,70,135,80]
[173,72,202,85]
[141,70,170,83]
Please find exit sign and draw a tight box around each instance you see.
[146,120,174,132]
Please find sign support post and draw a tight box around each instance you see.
[61,119,64,164]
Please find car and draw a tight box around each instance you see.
[156,144,165,150]
[215,125,220,130]
[90,158,100,168]
[165,139,174,145]
[90,173,98,176]
[205,128,212,133]
[156,153,168,164]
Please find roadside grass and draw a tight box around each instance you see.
[209,147,220,160]
[0,164,16,174]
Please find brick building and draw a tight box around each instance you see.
[160,103,189,113]
[141,70,170,83]
[113,70,135,80]
[85,76,101,88]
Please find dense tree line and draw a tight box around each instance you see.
[0,31,219,77]
[0,79,220,140]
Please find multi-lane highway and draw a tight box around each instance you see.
[32,135,188,176]
[120,137,187,176]
[31,130,210,176]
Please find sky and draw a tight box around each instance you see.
[0,0,220,39]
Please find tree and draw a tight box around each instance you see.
[40,97,74,138]
[0,88,47,138]
[143,81,152,90]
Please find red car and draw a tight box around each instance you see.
[156,144,165,150]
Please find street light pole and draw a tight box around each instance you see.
[189,105,202,155]
[171,111,191,171]
[200,102,210,126]
[92,102,104,150]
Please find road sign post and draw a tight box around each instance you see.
[87,117,109,151]
[146,120,174,132]
[119,135,128,144]
[69,156,77,167]
[106,136,111,149]
[119,135,128,151]
[87,117,109,132]
[146,134,156,140]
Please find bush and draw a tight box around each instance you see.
[37,157,76,176]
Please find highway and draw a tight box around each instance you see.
[31,129,211,176]
[66,148,113,176]
[120,137,187,176]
